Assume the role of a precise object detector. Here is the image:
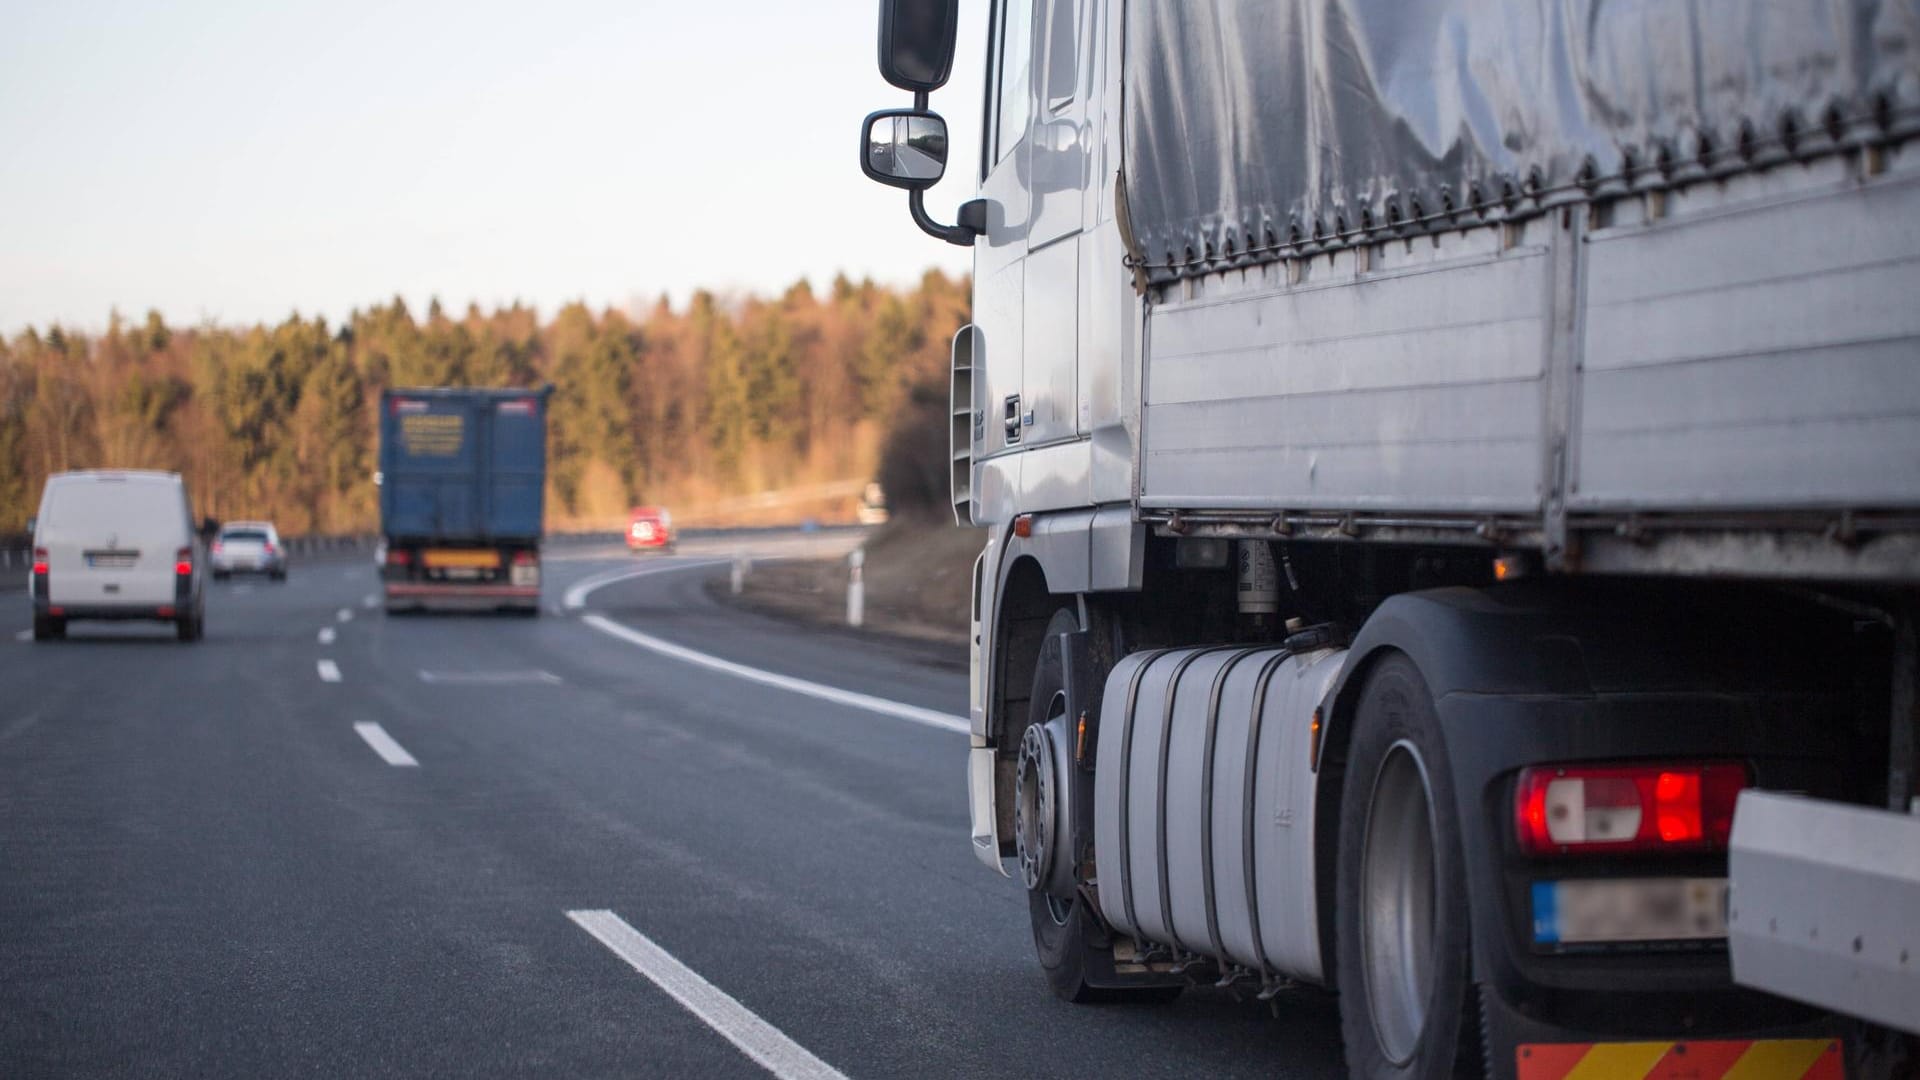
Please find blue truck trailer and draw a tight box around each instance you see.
[377,386,551,614]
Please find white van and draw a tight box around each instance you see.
[29,470,206,642]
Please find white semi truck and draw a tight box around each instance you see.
[860,2,1920,1077]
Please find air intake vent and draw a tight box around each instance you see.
[949,324,979,527]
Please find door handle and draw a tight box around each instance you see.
[1003,395,1022,445]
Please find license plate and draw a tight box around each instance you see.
[1532,878,1727,944]
[510,564,538,587]
[422,549,500,569]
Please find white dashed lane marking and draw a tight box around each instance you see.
[353,722,418,767]
[316,659,342,683]
[417,670,562,685]
[567,910,846,1080]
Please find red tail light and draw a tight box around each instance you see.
[212,541,223,554]
[175,546,193,576]
[386,548,411,566]
[511,550,537,566]
[32,547,48,576]
[263,542,276,555]
[1515,761,1747,856]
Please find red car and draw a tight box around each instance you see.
[626,507,676,554]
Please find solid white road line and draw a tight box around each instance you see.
[318,627,337,645]
[317,659,342,683]
[581,614,967,735]
[353,722,418,767]
[562,561,715,610]
[336,607,354,623]
[567,910,847,1080]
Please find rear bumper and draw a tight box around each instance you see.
[383,582,539,610]
[211,559,283,574]
[35,602,181,622]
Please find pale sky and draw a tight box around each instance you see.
[0,0,987,330]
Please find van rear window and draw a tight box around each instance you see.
[44,481,185,541]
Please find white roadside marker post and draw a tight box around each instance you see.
[731,552,750,596]
[847,547,865,629]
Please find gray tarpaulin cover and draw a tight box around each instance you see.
[1123,0,1920,283]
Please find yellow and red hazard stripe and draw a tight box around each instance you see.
[1517,1038,1842,1080]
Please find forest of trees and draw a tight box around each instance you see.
[0,271,969,536]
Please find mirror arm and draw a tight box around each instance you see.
[910,190,980,247]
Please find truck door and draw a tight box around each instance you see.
[975,0,1035,465]
[1022,0,1086,447]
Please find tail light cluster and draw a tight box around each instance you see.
[174,547,194,577]
[511,550,538,566]
[386,548,412,566]
[32,547,49,577]
[1515,761,1747,856]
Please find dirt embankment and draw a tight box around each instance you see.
[709,515,981,648]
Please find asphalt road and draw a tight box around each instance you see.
[0,537,1344,1078]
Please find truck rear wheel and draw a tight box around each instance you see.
[1335,653,1479,1079]
[32,614,64,641]
[1022,607,1181,1005]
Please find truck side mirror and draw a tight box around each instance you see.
[878,0,958,93]
[861,109,949,191]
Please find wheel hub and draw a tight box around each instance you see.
[1360,741,1439,1067]
[1013,722,1058,892]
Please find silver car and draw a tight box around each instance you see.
[210,521,287,581]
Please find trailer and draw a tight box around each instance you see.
[859,2,1920,1077]
[377,386,551,615]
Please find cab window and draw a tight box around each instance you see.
[991,0,1034,166]
[1041,0,1078,114]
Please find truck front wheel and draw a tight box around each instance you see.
[1335,653,1479,1079]
[1022,608,1180,1005]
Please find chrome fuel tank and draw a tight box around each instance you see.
[1093,644,1348,982]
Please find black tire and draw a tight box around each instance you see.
[176,612,203,643]
[31,614,63,641]
[271,570,286,583]
[1023,607,1181,1006]
[1335,653,1480,1080]
[213,570,229,582]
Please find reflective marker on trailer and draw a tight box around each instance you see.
[1516,1038,1841,1080]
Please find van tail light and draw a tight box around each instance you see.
[512,550,537,566]
[32,547,49,576]
[386,548,411,566]
[175,547,193,576]
[1515,761,1747,856]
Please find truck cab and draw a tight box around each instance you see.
[860,2,1920,1076]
